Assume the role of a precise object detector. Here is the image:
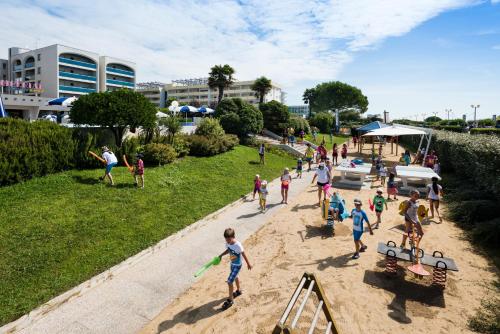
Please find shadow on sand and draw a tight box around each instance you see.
[236,203,281,219]
[300,253,359,270]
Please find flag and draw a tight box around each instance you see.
[0,96,7,118]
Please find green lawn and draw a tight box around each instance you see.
[0,146,295,325]
[304,133,349,150]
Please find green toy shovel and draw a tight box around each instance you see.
[194,256,221,277]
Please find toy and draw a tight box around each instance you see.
[122,155,134,173]
[369,199,374,212]
[194,256,221,277]
[417,204,429,223]
[89,151,106,164]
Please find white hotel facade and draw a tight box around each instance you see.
[1,44,135,98]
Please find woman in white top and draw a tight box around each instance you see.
[280,168,292,204]
[311,162,332,206]
[427,177,443,222]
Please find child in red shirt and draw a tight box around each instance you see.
[134,154,145,188]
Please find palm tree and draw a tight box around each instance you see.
[303,88,317,118]
[251,76,272,104]
[208,64,235,105]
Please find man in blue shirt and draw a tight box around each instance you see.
[350,198,373,259]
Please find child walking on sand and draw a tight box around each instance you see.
[372,188,388,229]
[296,158,303,179]
[218,228,252,310]
[401,190,424,249]
[253,174,261,200]
[387,172,398,200]
[259,181,268,212]
[427,177,443,222]
[332,143,338,165]
[305,143,314,171]
[134,153,145,188]
[350,198,373,259]
[281,168,292,204]
[341,143,348,160]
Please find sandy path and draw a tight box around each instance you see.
[140,144,498,334]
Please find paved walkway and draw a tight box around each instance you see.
[5,169,317,334]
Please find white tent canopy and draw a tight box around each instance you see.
[362,125,427,137]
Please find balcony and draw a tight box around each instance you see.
[106,67,134,77]
[25,63,35,69]
[59,85,96,93]
[59,71,97,82]
[107,79,134,88]
[59,57,97,69]
[13,65,23,71]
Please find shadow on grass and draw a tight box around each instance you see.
[248,161,262,165]
[71,175,100,185]
[363,269,445,324]
[157,298,226,333]
[114,183,137,189]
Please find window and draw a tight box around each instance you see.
[37,54,41,61]
[37,67,41,74]
[2,63,5,69]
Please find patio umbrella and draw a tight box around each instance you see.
[156,111,168,118]
[198,106,214,114]
[43,114,57,122]
[47,96,77,107]
[179,105,198,113]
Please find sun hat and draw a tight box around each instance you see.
[101,146,109,152]
[377,188,383,193]
[354,198,362,205]
[256,174,260,178]
[319,162,325,167]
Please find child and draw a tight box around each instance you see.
[219,228,252,310]
[99,146,118,186]
[379,164,387,186]
[433,158,440,175]
[387,172,398,200]
[328,191,345,223]
[332,143,338,165]
[404,150,411,166]
[372,188,388,229]
[259,143,265,165]
[252,174,261,200]
[371,147,376,165]
[134,153,145,188]
[341,143,348,160]
[375,155,383,181]
[281,168,292,204]
[401,189,424,249]
[305,143,314,171]
[399,153,406,165]
[317,143,327,162]
[350,198,373,259]
[427,177,443,222]
[325,158,333,174]
[259,181,268,212]
[296,158,303,179]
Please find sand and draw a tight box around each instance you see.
[140,143,498,334]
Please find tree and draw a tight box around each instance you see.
[195,118,225,138]
[259,100,290,134]
[341,110,361,123]
[208,64,235,105]
[302,88,317,117]
[217,98,263,138]
[311,81,368,114]
[308,112,334,133]
[165,96,177,107]
[251,76,272,104]
[70,90,156,147]
[425,116,442,123]
[159,116,182,144]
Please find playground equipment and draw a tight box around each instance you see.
[377,241,458,289]
[273,273,340,334]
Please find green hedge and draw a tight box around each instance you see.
[470,128,500,136]
[0,119,75,185]
[187,134,239,156]
[430,125,464,132]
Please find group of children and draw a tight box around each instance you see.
[98,146,145,188]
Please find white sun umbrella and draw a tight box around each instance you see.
[362,125,426,137]
[156,111,168,118]
[47,96,77,107]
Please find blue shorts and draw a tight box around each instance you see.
[106,162,117,174]
[227,264,242,284]
[353,230,363,241]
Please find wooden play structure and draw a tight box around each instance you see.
[273,273,340,334]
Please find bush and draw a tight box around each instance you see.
[142,143,177,166]
[309,112,334,133]
[432,125,463,132]
[195,118,225,138]
[171,135,190,157]
[187,134,238,157]
[219,102,263,139]
[439,118,466,127]
[470,128,500,136]
[0,119,75,185]
[468,297,500,334]
[288,116,311,134]
[260,100,290,134]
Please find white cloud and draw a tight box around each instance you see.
[0,0,479,103]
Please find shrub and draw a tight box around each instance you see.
[195,118,225,138]
[142,143,177,166]
[309,112,334,133]
[470,128,500,136]
[187,134,238,156]
[0,119,75,185]
[219,102,263,139]
[171,135,190,157]
[288,116,311,134]
[260,100,290,134]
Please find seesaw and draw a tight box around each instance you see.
[321,197,349,229]
[377,241,458,289]
[272,272,340,334]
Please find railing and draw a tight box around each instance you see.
[106,79,134,87]
[13,65,23,71]
[106,67,134,76]
[59,57,97,69]
[59,85,96,93]
[25,63,35,69]
[59,71,97,82]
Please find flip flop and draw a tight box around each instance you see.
[233,290,243,298]
[222,299,233,310]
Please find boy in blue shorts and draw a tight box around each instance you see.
[218,228,252,310]
[350,198,373,259]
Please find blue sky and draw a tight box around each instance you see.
[0,0,499,120]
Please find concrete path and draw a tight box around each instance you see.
[4,169,317,334]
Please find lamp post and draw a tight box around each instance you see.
[470,104,480,127]
[445,108,452,121]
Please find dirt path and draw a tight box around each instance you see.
[140,144,497,334]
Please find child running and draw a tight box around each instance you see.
[305,143,314,171]
[280,168,292,204]
[372,188,388,229]
[252,174,261,200]
[311,162,332,206]
[350,198,373,259]
[218,228,252,310]
[99,146,118,186]
[259,181,268,212]
[134,153,145,188]
[427,176,443,222]
[296,158,303,179]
